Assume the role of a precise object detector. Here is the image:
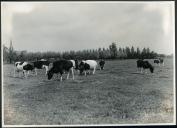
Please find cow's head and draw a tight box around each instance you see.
[149,66,154,73]
[75,59,79,70]
[47,69,54,80]
[79,61,85,74]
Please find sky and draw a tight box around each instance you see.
[1,2,175,55]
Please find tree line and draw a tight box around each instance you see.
[3,41,167,64]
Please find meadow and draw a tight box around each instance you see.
[3,59,174,125]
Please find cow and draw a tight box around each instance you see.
[137,59,154,73]
[32,60,50,75]
[47,60,74,81]
[14,61,34,78]
[99,59,105,70]
[154,58,164,66]
[79,60,97,76]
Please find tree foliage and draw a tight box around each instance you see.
[3,42,161,63]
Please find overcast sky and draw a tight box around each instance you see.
[1,2,174,55]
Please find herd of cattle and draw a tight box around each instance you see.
[14,59,105,81]
[13,58,164,81]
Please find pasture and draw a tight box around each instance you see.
[3,59,174,125]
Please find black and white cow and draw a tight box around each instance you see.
[99,59,105,70]
[154,58,164,66]
[32,60,50,75]
[79,60,97,76]
[14,61,34,78]
[47,60,74,81]
[137,59,154,73]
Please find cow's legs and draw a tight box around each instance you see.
[140,68,143,73]
[44,65,49,75]
[71,67,74,80]
[67,72,70,79]
[60,71,63,81]
[23,70,27,78]
[35,68,37,75]
[93,67,96,74]
[60,75,63,81]
[84,71,87,76]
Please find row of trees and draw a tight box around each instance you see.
[3,41,166,64]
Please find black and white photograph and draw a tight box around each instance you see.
[1,1,175,127]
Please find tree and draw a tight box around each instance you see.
[136,47,141,59]
[130,46,135,58]
[8,40,14,63]
[141,48,147,59]
[146,48,150,58]
[98,47,104,59]
[125,47,131,59]
[18,50,27,61]
[3,44,9,63]
[109,42,118,59]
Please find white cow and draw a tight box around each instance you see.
[14,61,34,78]
[79,60,97,76]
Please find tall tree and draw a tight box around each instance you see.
[125,47,131,59]
[8,40,14,63]
[109,42,118,59]
[136,47,141,59]
[130,46,135,58]
[98,47,104,59]
[3,44,9,63]
[141,48,147,59]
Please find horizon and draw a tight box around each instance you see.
[4,41,173,56]
[2,2,175,55]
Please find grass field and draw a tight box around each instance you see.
[3,59,175,125]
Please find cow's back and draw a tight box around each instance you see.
[53,60,73,71]
[15,61,28,70]
[85,60,97,69]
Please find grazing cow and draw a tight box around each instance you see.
[47,60,74,81]
[137,59,154,73]
[79,60,97,76]
[32,60,50,75]
[154,58,164,66]
[14,61,34,78]
[99,59,105,70]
